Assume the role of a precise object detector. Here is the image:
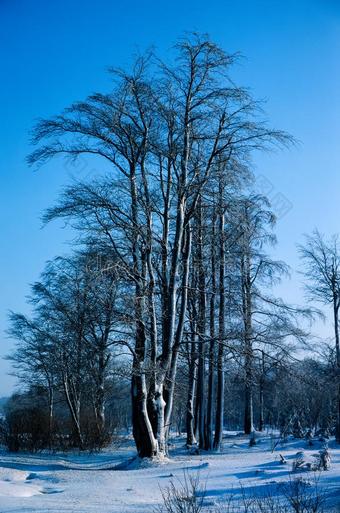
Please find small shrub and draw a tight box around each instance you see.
[156,471,206,513]
[157,472,327,513]
[281,474,326,513]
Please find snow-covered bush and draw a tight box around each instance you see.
[292,448,331,472]
[312,448,331,471]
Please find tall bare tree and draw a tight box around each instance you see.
[28,34,290,458]
[299,230,340,442]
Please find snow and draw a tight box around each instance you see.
[0,433,339,512]
[0,468,43,498]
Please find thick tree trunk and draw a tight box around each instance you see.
[129,161,162,457]
[131,371,158,458]
[154,383,167,455]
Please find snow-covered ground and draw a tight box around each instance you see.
[0,433,339,512]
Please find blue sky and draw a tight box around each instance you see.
[0,0,339,395]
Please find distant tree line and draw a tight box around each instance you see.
[2,34,340,454]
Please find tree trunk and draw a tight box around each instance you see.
[131,371,158,457]
[258,352,265,432]
[48,384,54,449]
[205,214,216,450]
[242,219,254,436]
[94,350,106,441]
[129,160,161,457]
[196,200,207,450]
[186,332,198,446]
[164,225,192,439]
[214,178,225,451]
[63,376,83,448]
[333,301,340,443]
[244,370,254,435]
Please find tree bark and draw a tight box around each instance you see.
[205,214,216,450]
[241,207,254,436]
[258,351,265,432]
[186,332,198,446]
[214,179,225,451]
[196,200,207,449]
[333,298,340,442]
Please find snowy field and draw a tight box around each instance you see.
[0,433,339,513]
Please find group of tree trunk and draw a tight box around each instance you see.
[6,34,340,456]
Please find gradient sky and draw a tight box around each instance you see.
[0,0,339,395]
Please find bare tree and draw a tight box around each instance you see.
[231,195,311,435]
[8,252,121,448]
[27,34,291,458]
[7,314,58,446]
[299,230,340,442]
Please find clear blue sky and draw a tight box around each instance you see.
[0,0,339,395]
